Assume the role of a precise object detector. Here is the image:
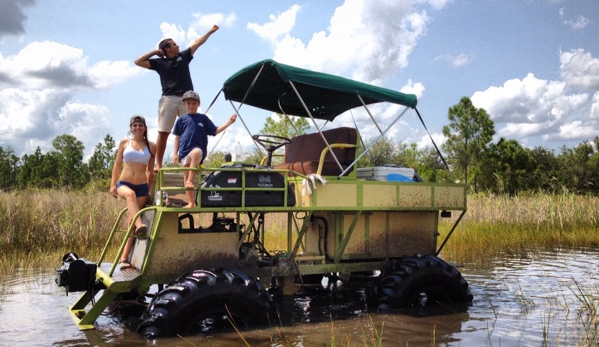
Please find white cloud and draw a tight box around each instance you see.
[0,41,138,90]
[0,40,139,157]
[560,49,599,90]
[54,102,112,154]
[0,87,113,157]
[242,0,446,148]
[434,52,474,67]
[400,79,425,99]
[555,120,596,140]
[592,92,599,119]
[159,22,186,47]
[247,5,301,43]
[499,122,547,138]
[559,7,590,30]
[89,60,141,89]
[193,12,237,30]
[422,0,454,11]
[471,71,593,145]
[161,12,238,48]
[416,132,446,149]
[258,0,432,87]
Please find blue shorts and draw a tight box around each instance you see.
[116,181,149,197]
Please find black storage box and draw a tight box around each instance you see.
[200,165,296,207]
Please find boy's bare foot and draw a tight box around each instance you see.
[185,181,195,189]
[183,203,197,208]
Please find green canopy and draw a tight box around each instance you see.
[222,59,417,121]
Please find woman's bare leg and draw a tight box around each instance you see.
[117,187,148,265]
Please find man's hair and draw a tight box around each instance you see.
[158,38,172,55]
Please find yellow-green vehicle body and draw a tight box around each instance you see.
[56,59,471,336]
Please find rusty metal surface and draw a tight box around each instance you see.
[433,186,467,208]
[144,212,239,276]
[308,211,437,260]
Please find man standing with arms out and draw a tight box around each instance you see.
[134,24,219,172]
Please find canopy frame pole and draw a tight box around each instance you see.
[240,64,265,106]
[282,113,301,136]
[231,64,268,156]
[318,121,329,131]
[205,89,225,157]
[276,94,311,137]
[339,106,411,177]
[357,95,383,135]
[288,81,344,172]
[228,100,264,156]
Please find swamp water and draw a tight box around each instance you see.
[0,248,598,347]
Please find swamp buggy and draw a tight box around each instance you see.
[55,59,472,338]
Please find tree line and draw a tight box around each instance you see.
[1,97,597,196]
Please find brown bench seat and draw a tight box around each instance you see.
[273,127,359,176]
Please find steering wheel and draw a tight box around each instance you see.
[251,134,292,167]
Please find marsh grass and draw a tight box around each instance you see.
[0,189,125,274]
[3,189,599,346]
[487,278,599,347]
[438,192,599,263]
[3,190,599,275]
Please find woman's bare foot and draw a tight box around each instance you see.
[185,180,195,189]
[183,203,197,208]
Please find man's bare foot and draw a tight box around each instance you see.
[185,181,195,189]
[183,203,197,208]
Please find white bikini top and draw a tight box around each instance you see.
[123,139,151,165]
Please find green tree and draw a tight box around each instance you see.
[394,143,419,169]
[52,134,86,188]
[260,113,310,138]
[17,147,59,188]
[256,113,310,166]
[0,146,20,189]
[245,148,268,166]
[526,146,559,193]
[442,97,495,192]
[416,146,451,183]
[359,136,396,167]
[204,151,229,168]
[556,141,596,194]
[88,134,116,180]
[479,138,532,195]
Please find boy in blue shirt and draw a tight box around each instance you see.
[172,90,237,208]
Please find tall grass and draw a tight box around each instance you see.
[0,189,124,274]
[439,192,599,263]
[3,189,599,274]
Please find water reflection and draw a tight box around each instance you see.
[0,248,597,346]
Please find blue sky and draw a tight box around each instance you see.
[0,0,597,161]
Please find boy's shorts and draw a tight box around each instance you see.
[158,95,187,133]
[180,148,203,166]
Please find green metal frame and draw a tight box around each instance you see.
[61,59,469,332]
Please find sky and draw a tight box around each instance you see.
[0,0,598,162]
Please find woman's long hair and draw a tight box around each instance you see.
[143,128,154,157]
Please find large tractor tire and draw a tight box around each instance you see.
[375,254,473,309]
[137,268,275,338]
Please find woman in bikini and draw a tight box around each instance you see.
[110,115,157,270]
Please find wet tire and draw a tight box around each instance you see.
[375,254,473,309]
[137,268,275,338]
